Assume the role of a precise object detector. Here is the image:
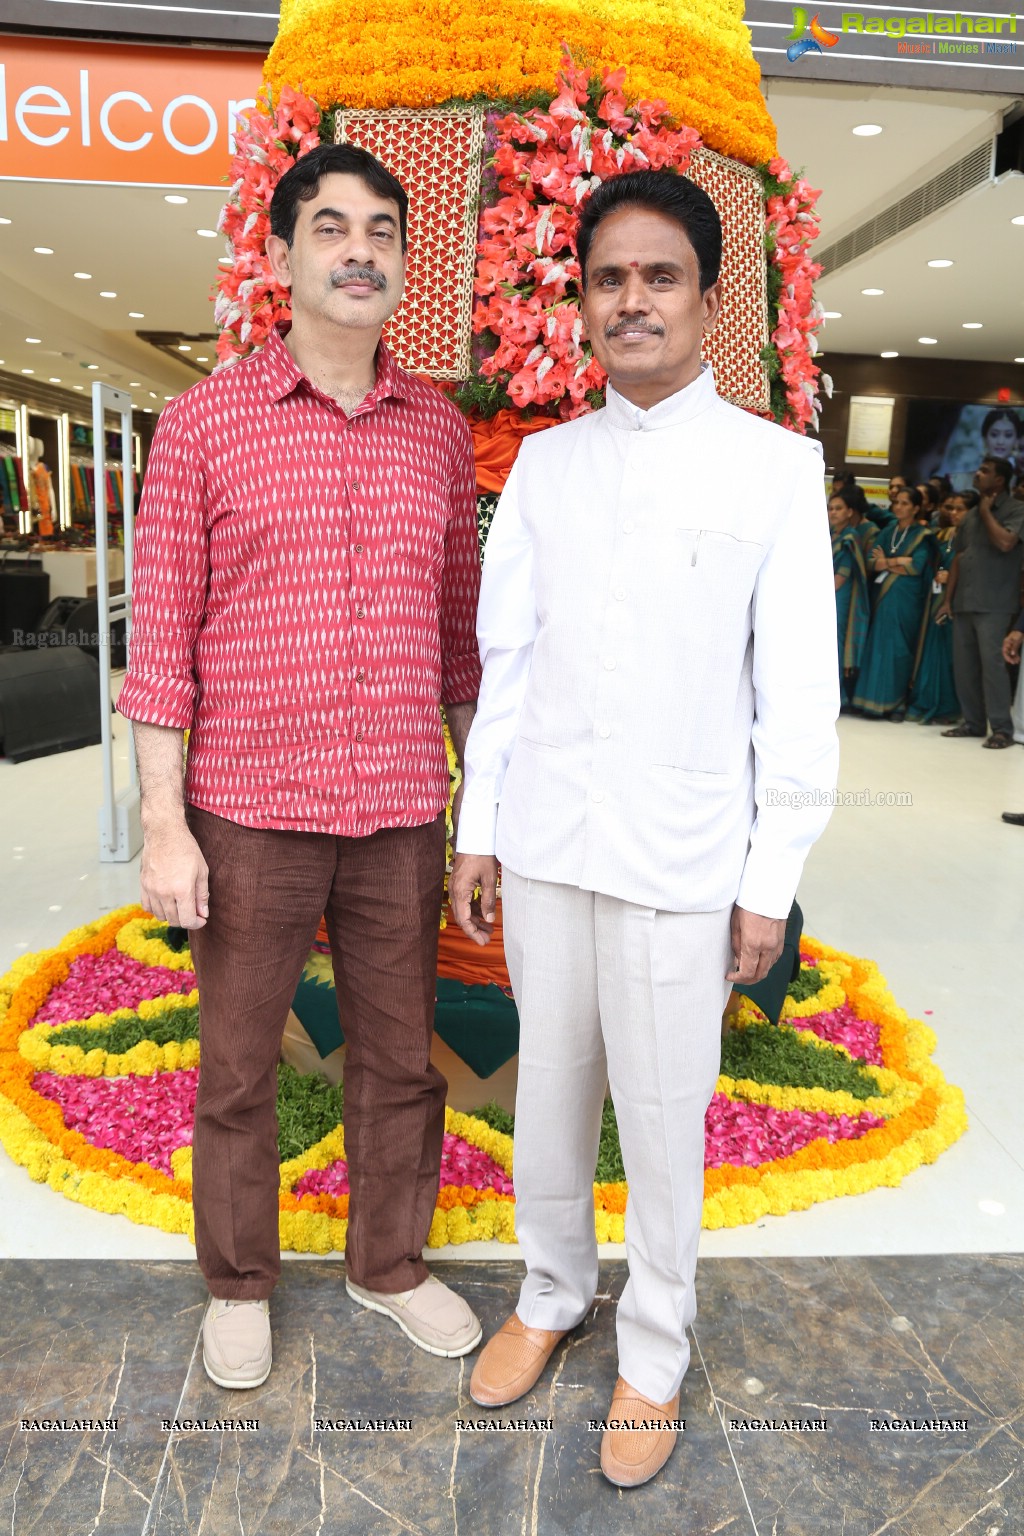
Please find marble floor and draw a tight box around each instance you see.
[1,692,1023,1532]
[1,1255,1020,1536]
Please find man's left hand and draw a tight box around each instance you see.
[726,906,786,985]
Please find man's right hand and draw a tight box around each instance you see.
[1003,628,1024,665]
[935,602,952,626]
[448,853,500,947]
[140,822,210,929]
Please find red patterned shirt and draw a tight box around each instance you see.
[117,324,482,835]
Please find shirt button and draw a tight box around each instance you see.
[355,606,365,620]
[598,724,611,739]
[604,658,616,671]
[623,520,634,534]
[592,790,605,803]
[355,729,364,742]
[354,543,364,554]
[355,669,365,683]
[351,480,362,492]
[614,587,626,601]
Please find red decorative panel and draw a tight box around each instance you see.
[334,107,485,379]
[688,147,771,413]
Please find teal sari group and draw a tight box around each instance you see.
[908,528,959,723]
[832,526,870,705]
[852,523,936,717]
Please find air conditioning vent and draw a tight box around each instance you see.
[816,139,993,275]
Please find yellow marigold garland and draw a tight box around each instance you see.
[263,0,776,166]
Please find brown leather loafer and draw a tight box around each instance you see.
[469,1314,568,1407]
[600,1375,683,1488]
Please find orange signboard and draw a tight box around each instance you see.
[0,37,263,187]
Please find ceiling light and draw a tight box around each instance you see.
[164,394,175,401]
[99,291,117,298]
[880,351,898,358]
[918,337,938,345]
[34,246,54,255]
[73,384,84,391]
[823,310,842,319]
[218,256,233,266]
[164,194,189,205]
[178,344,192,352]
[1015,357,1024,364]
[196,228,218,238]
[86,363,99,370]
[149,391,158,398]
[1012,216,1024,227]
[852,123,883,136]
[861,288,884,296]
[73,271,92,279]
[144,407,153,414]
[196,356,209,362]
[25,337,41,344]
[962,322,982,329]
[128,311,144,319]
[48,377,61,383]
[21,368,34,375]
[927,259,954,268]
[0,217,11,225]
[128,381,141,387]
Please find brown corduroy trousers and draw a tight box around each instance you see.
[185,804,448,1301]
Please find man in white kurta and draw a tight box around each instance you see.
[450,170,839,1489]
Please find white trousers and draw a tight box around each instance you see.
[501,868,733,1404]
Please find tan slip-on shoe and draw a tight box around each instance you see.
[469,1314,568,1407]
[202,1298,272,1390]
[600,1375,683,1488]
[345,1274,482,1358]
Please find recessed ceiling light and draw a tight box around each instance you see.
[48,377,61,383]
[196,228,218,238]
[144,407,153,413]
[73,384,84,391]
[178,344,192,352]
[880,351,899,358]
[164,194,189,205]
[1012,216,1024,227]
[99,291,117,298]
[927,259,954,268]
[128,311,144,319]
[128,380,141,387]
[217,256,233,266]
[823,310,842,319]
[21,368,34,375]
[1015,357,1024,363]
[25,337,41,344]
[164,394,175,401]
[73,271,92,279]
[149,391,158,398]
[861,288,884,296]
[962,322,982,329]
[86,363,100,370]
[852,123,883,136]
[918,337,938,345]
[0,217,11,225]
[33,246,54,255]
[196,356,209,362]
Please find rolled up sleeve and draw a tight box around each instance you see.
[736,445,841,919]
[116,403,208,730]
[439,421,484,706]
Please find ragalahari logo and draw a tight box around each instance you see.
[787,7,841,61]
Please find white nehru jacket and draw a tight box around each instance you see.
[456,365,840,918]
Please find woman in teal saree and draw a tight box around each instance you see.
[852,487,936,719]
[829,491,871,706]
[907,493,971,724]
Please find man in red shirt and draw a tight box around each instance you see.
[118,143,484,1387]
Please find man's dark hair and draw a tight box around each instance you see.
[575,170,722,293]
[981,455,1014,488]
[269,143,409,250]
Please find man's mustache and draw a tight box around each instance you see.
[605,318,665,338]
[330,266,387,292]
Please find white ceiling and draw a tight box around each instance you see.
[763,78,1024,366]
[0,76,1021,409]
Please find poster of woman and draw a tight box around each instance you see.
[904,399,1023,489]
